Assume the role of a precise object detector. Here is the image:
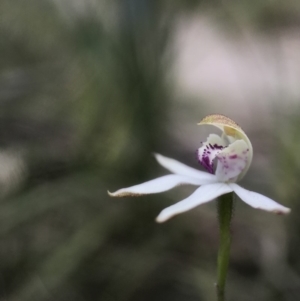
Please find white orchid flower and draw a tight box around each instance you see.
[108,115,290,222]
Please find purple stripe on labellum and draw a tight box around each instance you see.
[200,153,214,173]
[197,143,224,174]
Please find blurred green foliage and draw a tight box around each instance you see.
[0,0,300,300]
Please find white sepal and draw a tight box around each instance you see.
[108,174,202,197]
[229,183,291,214]
[154,153,217,184]
[156,183,233,223]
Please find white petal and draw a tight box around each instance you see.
[215,140,250,182]
[229,183,291,214]
[156,183,233,223]
[154,153,217,184]
[108,174,202,197]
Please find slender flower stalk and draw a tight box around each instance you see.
[108,114,290,300]
[217,192,234,301]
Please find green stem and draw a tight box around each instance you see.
[216,192,234,301]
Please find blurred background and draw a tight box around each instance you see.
[0,0,300,300]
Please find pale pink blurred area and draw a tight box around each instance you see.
[171,14,300,122]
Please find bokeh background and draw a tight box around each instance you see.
[1,1,300,300]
